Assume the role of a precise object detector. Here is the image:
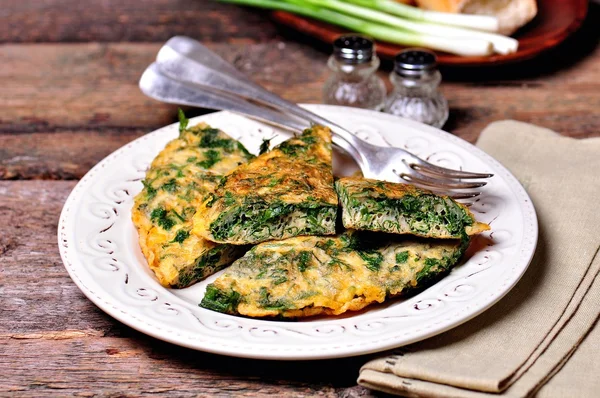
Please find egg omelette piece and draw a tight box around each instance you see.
[193,125,338,245]
[199,231,469,318]
[132,122,254,288]
[335,177,489,239]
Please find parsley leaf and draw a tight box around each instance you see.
[150,207,176,230]
[172,229,190,243]
[178,108,189,134]
[197,149,221,169]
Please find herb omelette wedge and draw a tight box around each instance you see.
[193,126,338,245]
[132,119,254,288]
[200,231,469,318]
[335,177,489,239]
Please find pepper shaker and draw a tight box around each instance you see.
[323,35,386,110]
[383,49,449,128]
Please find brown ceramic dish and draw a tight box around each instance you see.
[271,0,588,66]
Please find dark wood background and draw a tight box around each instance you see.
[1,1,599,396]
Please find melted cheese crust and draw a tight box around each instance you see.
[131,123,253,288]
[193,126,338,245]
[201,232,468,318]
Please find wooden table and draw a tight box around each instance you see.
[1,1,599,396]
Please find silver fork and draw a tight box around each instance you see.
[144,36,492,198]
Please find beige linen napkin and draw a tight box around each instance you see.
[358,120,600,397]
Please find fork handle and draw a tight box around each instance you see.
[157,37,365,164]
[140,64,310,134]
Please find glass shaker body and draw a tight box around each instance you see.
[322,35,386,111]
[383,49,449,128]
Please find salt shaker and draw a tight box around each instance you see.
[383,49,449,128]
[323,35,386,110]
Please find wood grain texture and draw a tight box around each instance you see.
[0,181,381,397]
[0,129,147,180]
[1,37,599,180]
[1,0,278,43]
[0,42,328,129]
[0,41,331,180]
[1,335,374,397]
[1,1,599,394]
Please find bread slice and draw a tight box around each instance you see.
[415,0,466,13]
[416,0,538,35]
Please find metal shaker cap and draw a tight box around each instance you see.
[394,49,438,77]
[333,35,374,64]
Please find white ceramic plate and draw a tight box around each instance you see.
[58,105,537,360]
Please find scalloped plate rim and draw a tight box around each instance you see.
[57,104,538,360]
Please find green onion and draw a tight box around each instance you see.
[347,0,499,32]
[217,0,493,57]
[306,0,517,54]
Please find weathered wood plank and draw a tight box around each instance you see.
[0,181,113,332]
[0,41,331,180]
[0,42,328,129]
[0,181,380,396]
[0,337,377,397]
[0,129,146,180]
[1,2,598,395]
[2,38,598,131]
[1,0,278,43]
[1,39,599,180]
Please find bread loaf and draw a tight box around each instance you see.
[415,0,467,13]
[415,0,537,35]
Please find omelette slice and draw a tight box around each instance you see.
[200,231,468,318]
[132,120,254,288]
[335,177,489,239]
[193,126,338,245]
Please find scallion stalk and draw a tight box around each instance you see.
[217,0,493,57]
[305,0,517,54]
[347,0,499,32]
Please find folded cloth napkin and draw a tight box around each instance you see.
[358,120,600,397]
